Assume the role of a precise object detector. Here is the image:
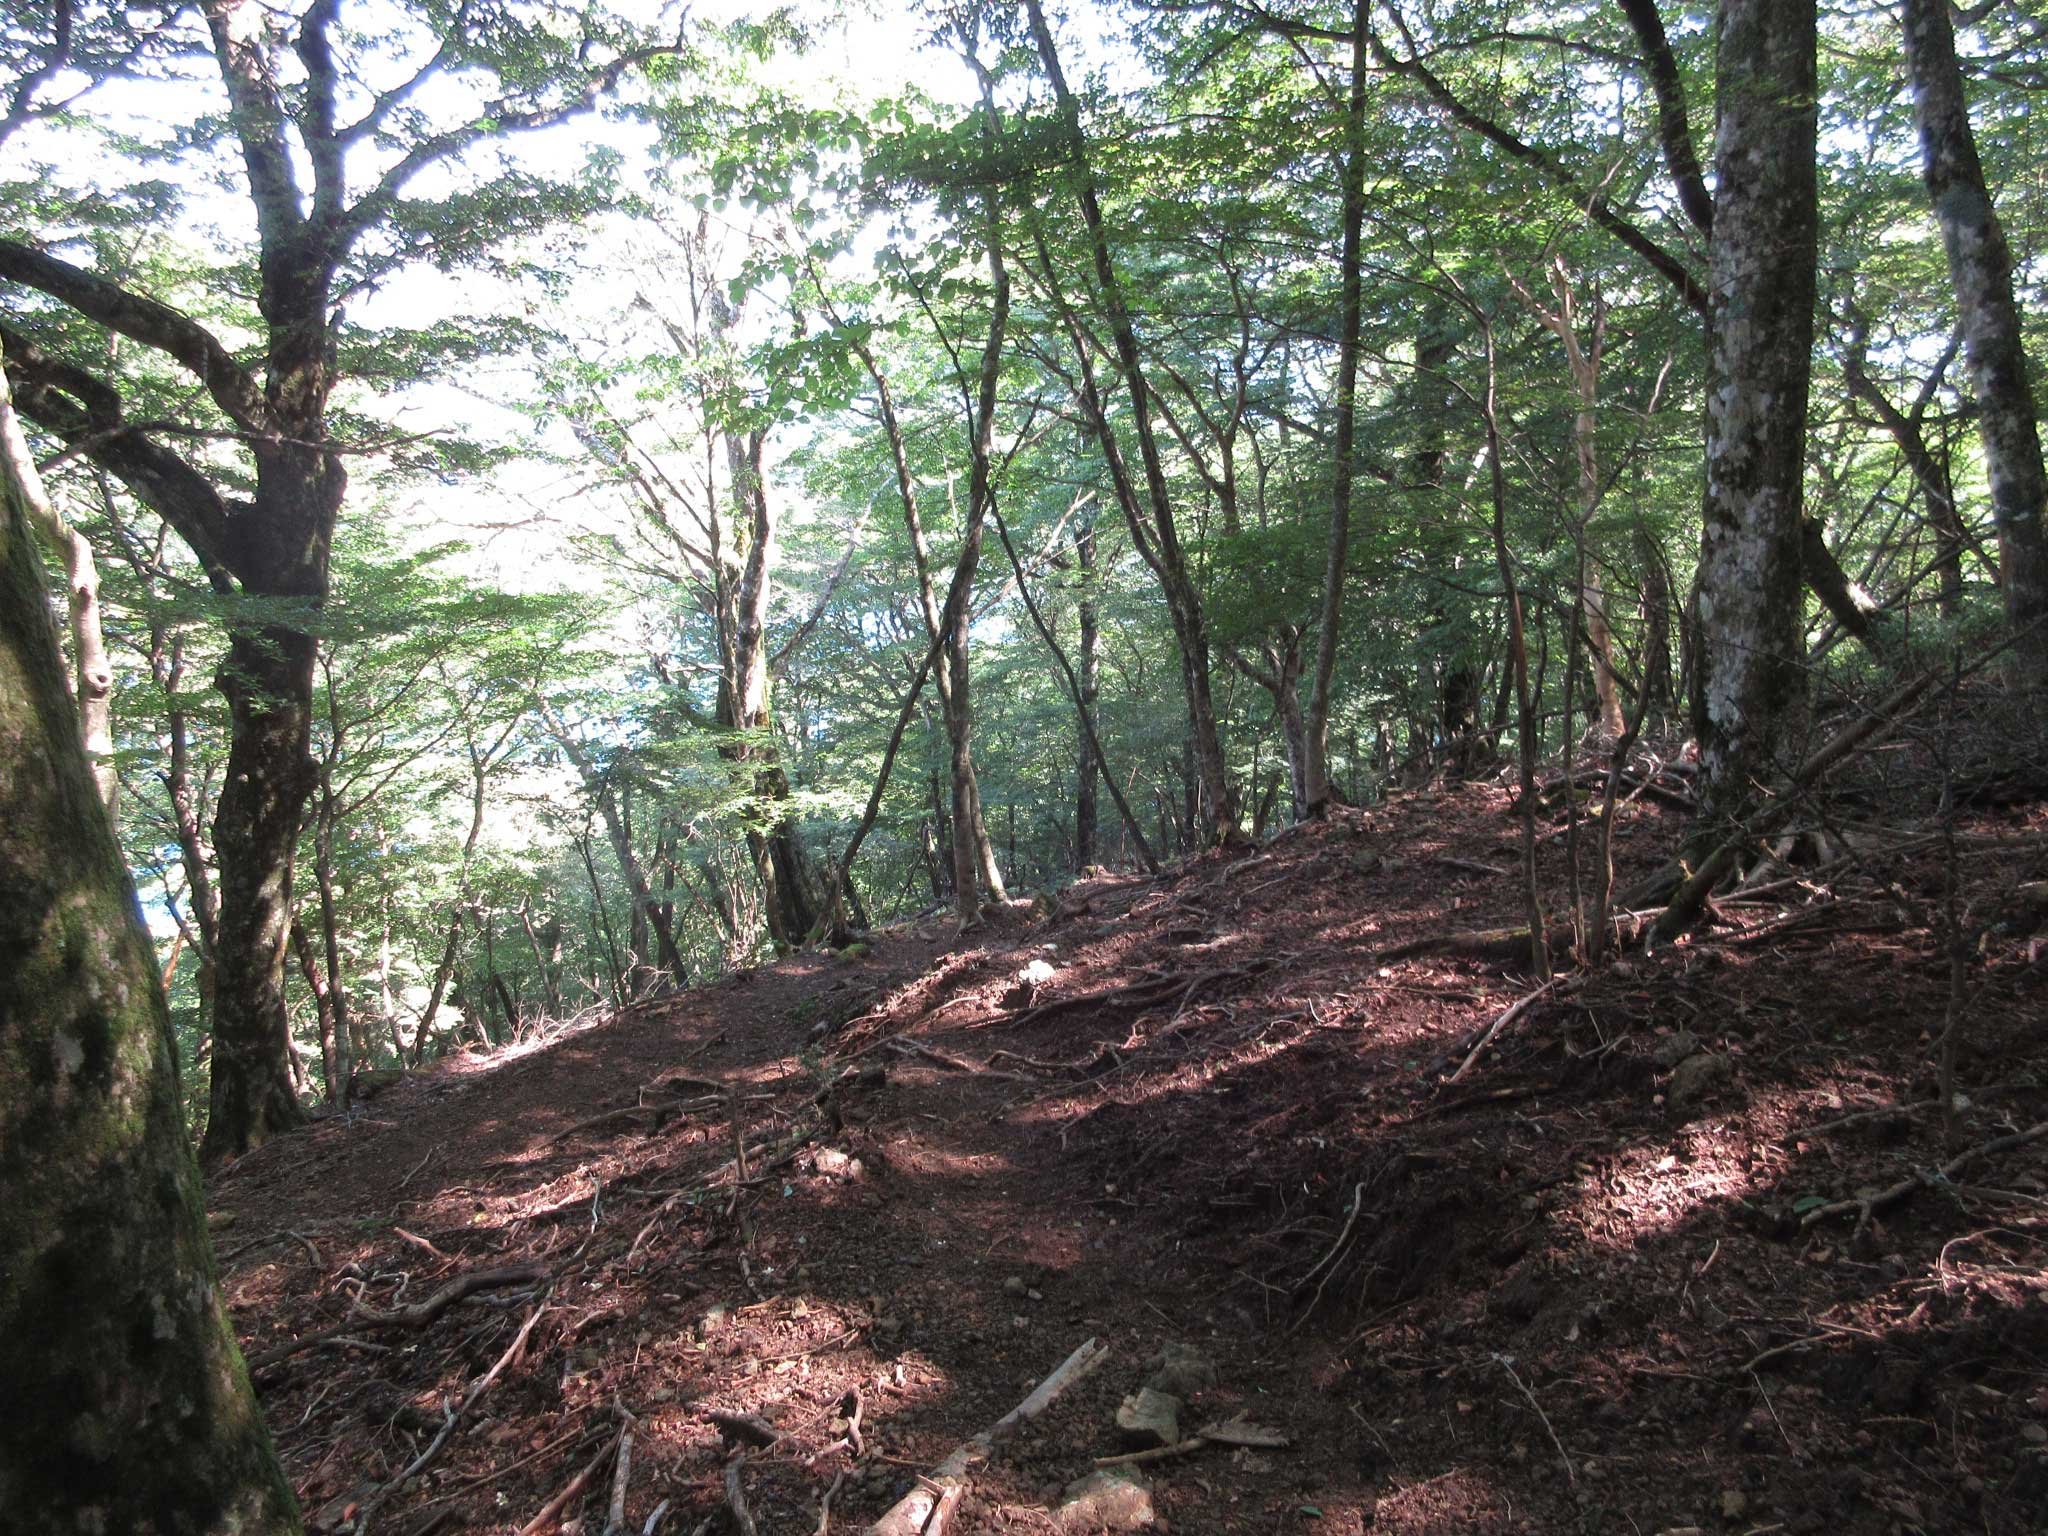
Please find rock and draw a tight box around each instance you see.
[1116,1387,1183,1449]
[1053,1469,1155,1531]
[1650,1029,1701,1070]
[812,1147,864,1179]
[2023,1422,2048,1445]
[1004,1274,1029,1298]
[1144,1343,1219,1399]
[1003,957,1060,1007]
[1719,1489,1748,1521]
[1668,1052,1736,1119]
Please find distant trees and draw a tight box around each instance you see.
[3,0,2046,1166]
[0,0,680,1160]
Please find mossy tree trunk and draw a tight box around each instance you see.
[0,393,301,1532]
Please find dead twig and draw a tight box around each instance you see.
[356,1297,552,1533]
[602,1427,635,1536]
[814,1471,845,1536]
[1784,1099,1940,1143]
[248,1262,549,1371]
[723,1455,759,1536]
[1446,976,1572,1084]
[1495,1353,1574,1487]
[518,1429,624,1536]
[864,1338,1111,1536]
[1799,1121,2048,1231]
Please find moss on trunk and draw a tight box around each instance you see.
[0,448,299,1529]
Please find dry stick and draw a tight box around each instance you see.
[519,1430,624,1536]
[814,1470,846,1536]
[1798,1121,2048,1230]
[1447,976,1571,1084]
[1495,1354,1574,1487]
[602,1429,635,1536]
[1291,1181,1365,1326]
[357,1298,552,1533]
[1785,1099,1940,1143]
[864,1337,1112,1536]
[247,1262,549,1370]
[723,1456,759,1536]
[1648,637,2020,941]
[991,505,1160,874]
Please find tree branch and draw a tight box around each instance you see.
[0,240,270,433]
[1615,0,1714,236]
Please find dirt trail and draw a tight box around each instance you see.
[213,784,2048,1535]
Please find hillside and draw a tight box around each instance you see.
[211,774,2048,1536]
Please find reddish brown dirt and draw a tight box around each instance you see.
[212,775,2048,1536]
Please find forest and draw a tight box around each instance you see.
[4,1,2048,1533]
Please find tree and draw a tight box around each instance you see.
[0,0,680,1160]
[1900,0,2048,687]
[1692,0,1819,819]
[0,365,301,1533]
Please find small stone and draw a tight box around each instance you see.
[1669,1052,1736,1119]
[1720,1490,1747,1521]
[2023,1422,2048,1445]
[1053,1469,1154,1531]
[1651,1030,1702,1069]
[1116,1387,1183,1449]
[813,1148,864,1179]
[1004,1275,1029,1297]
[1144,1343,1219,1399]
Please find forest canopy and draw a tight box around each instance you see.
[4,0,2045,1156]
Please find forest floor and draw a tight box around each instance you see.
[211,750,2048,1536]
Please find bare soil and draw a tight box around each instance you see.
[212,769,2048,1536]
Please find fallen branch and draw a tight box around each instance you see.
[602,1428,635,1536]
[1798,1121,2048,1231]
[1093,1416,1291,1467]
[1495,1353,1574,1487]
[355,1297,553,1533]
[1446,976,1574,1084]
[248,1262,549,1371]
[1784,1099,1939,1143]
[723,1455,759,1536]
[864,1337,1111,1536]
[518,1430,623,1536]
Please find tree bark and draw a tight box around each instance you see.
[1,417,302,1532]
[1073,514,1101,869]
[1693,0,1819,821]
[0,367,114,809]
[1304,0,1371,815]
[1901,0,2048,685]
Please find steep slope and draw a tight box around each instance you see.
[213,778,2048,1535]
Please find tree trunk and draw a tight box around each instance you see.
[1304,0,1371,815]
[0,429,302,1533]
[200,620,317,1163]
[1693,0,1819,822]
[0,368,114,810]
[1901,0,2048,686]
[1024,0,1239,845]
[1073,514,1101,870]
